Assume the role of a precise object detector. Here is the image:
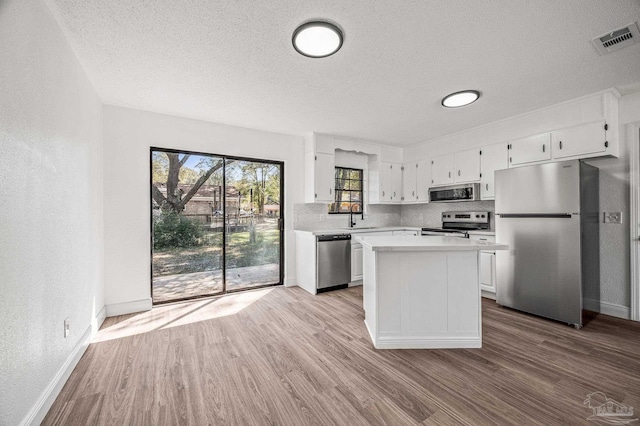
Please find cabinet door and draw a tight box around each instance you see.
[454,149,481,183]
[416,159,431,202]
[552,120,607,159]
[314,153,335,202]
[390,163,403,202]
[379,162,393,202]
[402,162,417,202]
[480,143,509,200]
[480,252,495,293]
[509,133,551,166]
[431,154,454,186]
[351,243,363,282]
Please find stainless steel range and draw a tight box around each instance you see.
[421,211,490,238]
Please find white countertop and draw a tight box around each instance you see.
[467,230,495,236]
[294,226,421,236]
[294,227,495,237]
[354,235,508,252]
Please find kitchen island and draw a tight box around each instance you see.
[355,235,508,349]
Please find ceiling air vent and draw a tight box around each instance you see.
[592,21,640,55]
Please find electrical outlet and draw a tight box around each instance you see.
[603,212,622,223]
[64,318,70,338]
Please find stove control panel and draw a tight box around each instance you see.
[441,211,489,224]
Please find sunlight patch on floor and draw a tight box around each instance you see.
[94,288,273,342]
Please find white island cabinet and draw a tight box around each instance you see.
[355,235,507,350]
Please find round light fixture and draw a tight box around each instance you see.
[441,90,481,108]
[292,21,343,58]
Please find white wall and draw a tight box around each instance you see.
[102,106,305,311]
[0,0,104,424]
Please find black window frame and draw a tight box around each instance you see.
[328,167,364,214]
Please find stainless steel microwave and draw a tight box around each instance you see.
[429,183,480,202]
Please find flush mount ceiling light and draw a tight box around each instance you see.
[292,21,343,58]
[441,90,481,108]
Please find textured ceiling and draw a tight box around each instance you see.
[46,0,640,146]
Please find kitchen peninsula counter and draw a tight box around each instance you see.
[354,235,507,349]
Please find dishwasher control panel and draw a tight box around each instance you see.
[317,234,351,241]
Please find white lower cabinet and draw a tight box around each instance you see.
[480,252,495,294]
[351,243,363,282]
[350,230,412,283]
[469,234,497,296]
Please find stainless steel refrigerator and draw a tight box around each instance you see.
[495,160,599,328]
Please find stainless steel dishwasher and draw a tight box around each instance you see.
[316,234,351,292]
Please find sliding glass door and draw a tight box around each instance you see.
[150,148,283,304]
[224,159,282,291]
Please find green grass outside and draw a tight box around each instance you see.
[152,228,280,277]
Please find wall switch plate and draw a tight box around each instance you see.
[64,318,70,338]
[604,212,622,223]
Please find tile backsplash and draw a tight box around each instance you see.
[294,203,401,231]
[401,201,496,229]
[294,201,496,231]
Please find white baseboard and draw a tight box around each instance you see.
[93,305,106,331]
[583,298,630,320]
[21,309,106,426]
[481,290,496,300]
[374,336,482,349]
[106,297,152,317]
[284,276,297,287]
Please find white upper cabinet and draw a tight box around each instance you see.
[508,133,551,166]
[415,159,431,202]
[389,162,403,202]
[402,162,418,202]
[480,143,509,200]
[309,152,335,203]
[373,161,402,203]
[551,120,608,159]
[304,134,335,203]
[454,149,481,183]
[431,154,455,186]
[431,150,480,186]
[379,161,393,202]
[400,160,430,204]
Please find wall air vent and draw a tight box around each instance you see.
[592,21,640,55]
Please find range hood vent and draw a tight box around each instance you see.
[592,21,640,55]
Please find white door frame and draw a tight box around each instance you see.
[628,122,640,321]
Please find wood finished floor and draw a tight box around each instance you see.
[44,286,640,425]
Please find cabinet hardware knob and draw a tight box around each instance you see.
[458,170,461,176]
[559,141,563,149]
[542,144,546,153]
[382,191,385,196]
[412,191,415,196]
[486,183,489,191]
[449,171,451,178]
[315,193,317,198]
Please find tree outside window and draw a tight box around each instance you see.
[329,167,363,214]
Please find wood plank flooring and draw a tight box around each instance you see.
[43,286,640,425]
